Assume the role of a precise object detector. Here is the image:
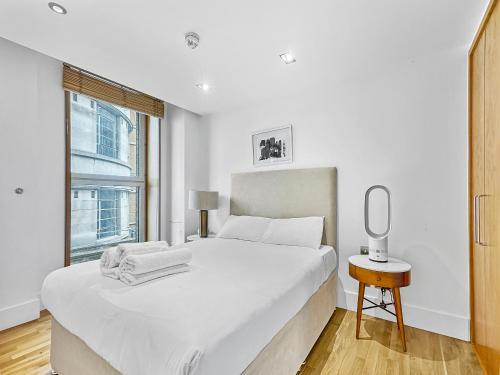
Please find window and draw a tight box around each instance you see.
[68,93,146,265]
[97,104,119,158]
[97,188,120,239]
[64,65,164,266]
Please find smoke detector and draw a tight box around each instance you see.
[185,32,200,49]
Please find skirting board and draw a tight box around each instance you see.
[0,298,40,331]
[0,294,468,341]
[344,290,470,341]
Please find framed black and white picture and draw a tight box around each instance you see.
[252,125,293,167]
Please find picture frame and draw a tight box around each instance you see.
[252,125,293,167]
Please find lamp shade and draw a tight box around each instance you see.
[188,190,218,210]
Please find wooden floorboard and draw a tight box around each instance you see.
[299,309,483,375]
[0,311,51,375]
[0,308,482,375]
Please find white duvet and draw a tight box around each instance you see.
[42,238,337,375]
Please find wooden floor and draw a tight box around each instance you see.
[299,309,483,375]
[0,309,482,375]
[0,311,51,375]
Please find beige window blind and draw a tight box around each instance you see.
[63,64,164,118]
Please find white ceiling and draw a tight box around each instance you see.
[0,0,489,115]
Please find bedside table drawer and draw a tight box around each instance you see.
[349,263,411,288]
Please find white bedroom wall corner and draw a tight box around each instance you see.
[160,107,170,242]
[0,299,40,331]
[166,103,186,244]
[184,111,210,237]
[166,104,208,244]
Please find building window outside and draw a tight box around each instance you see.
[97,188,120,239]
[97,104,120,158]
[73,93,78,102]
[70,92,145,264]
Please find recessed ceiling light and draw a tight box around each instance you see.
[196,83,211,92]
[48,2,67,15]
[185,32,200,50]
[279,52,296,64]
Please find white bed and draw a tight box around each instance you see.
[44,167,338,375]
[42,238,336,375]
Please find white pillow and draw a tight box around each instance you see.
[217,215,272,242]
[261,217,324,249]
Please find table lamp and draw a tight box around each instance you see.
[188,190,218,237]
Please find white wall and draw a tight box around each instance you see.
[0,37,65,329]
[166,104,186,244]
[159,110,170,242]
[185,111,210,236]
[166,104,208,245]
[203,46,470,340]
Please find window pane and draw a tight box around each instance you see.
[70,93,142,177]
[69,92,146,265]
[70,185,141,264]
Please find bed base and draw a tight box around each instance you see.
[51,273,336,375]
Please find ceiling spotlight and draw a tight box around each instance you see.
[185,32,200,50]
[48,2,67,14]
[196,83,211,92]
[279,52,296,64]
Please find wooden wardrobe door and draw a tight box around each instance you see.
[485,3,500,374]
[470,31,487,367]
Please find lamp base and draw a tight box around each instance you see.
[199,210,208,238]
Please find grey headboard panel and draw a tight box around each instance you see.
[230,167,337,248]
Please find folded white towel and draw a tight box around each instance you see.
[100,241,170,280]
[101,267,120,280]
[100,241,168,270]
[119,264,190,286]
[100,247,120,270]
[119,248,192,275]
[116,241,169,263]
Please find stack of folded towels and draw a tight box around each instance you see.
[100,241,192,286]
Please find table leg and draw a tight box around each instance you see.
[356,282,365,339]
[393,287,407,352]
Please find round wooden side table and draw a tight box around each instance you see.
[348,255,411,351]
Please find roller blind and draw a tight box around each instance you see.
[63,64,164,118]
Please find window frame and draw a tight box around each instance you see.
[65,91,149,266]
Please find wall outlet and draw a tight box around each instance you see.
[360,246,369,255]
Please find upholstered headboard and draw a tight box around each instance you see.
[230,167,337,248]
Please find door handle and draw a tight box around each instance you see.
[473,195,479,244]
[474,194,487,246]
